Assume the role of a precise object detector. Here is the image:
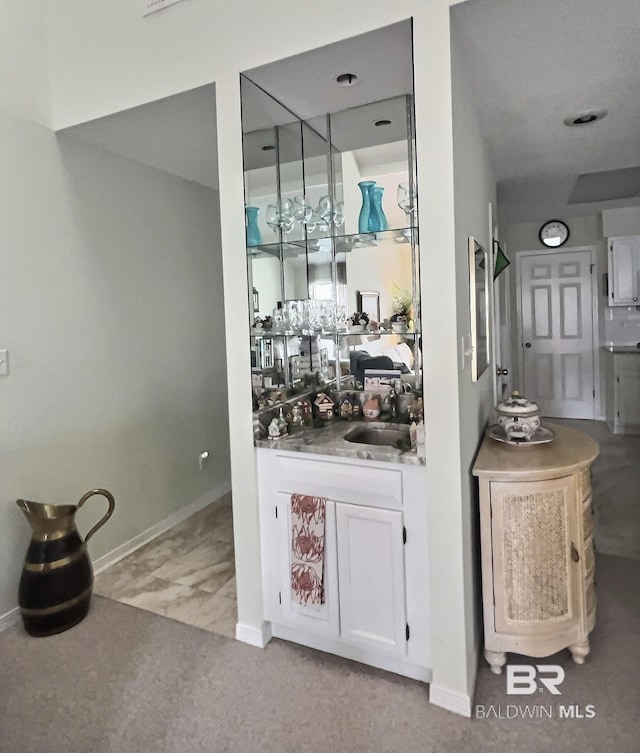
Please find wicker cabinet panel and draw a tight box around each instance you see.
[490,477,580,634]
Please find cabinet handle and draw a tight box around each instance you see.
[571,543,580,563]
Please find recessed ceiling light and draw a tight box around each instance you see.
[374,119,392,127]
[336,73,359,87]
[261,144,275,151]
[563,109,608,127]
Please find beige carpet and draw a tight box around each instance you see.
[1,554,638,753]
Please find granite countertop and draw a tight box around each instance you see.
[601,345,640,353]
[254,420,425,466]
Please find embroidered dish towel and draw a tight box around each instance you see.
[290,494,326,608]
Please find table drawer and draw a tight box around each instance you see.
[276,454,403,508]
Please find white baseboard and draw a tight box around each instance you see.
[93,480,231,575]
[429,684,473,718]
[0,607,20,632]
[235,621,272,648]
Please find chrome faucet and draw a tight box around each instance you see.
[386,386,398,419]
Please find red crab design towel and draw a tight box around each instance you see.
[290,494,326,607]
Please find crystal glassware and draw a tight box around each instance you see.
[397,182,417,223]
[266,203,280,234]
[293,195,313,225]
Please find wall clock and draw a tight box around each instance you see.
[539,220,570,248]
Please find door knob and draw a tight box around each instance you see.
[525,342,532,348]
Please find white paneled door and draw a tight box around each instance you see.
[519,250,595,419]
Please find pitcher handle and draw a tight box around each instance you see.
[77,488,116,543]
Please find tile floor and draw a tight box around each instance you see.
[94,493,237,638]
[551,418,640,561]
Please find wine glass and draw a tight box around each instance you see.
[333,201,345,228]
[266,204,280,234]
[293,195,313,225]
[280,199,294,235]
[397,182,417,222]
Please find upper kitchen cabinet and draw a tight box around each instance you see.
[608,236,640,306]
[240,21,421,400]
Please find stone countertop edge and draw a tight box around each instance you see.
[254,422,425,466]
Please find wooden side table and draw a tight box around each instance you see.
[472,423,599,674]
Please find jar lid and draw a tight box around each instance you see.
[496,390,539,415]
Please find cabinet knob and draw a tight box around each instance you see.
[571,543,580,563]
[634,297,638,302]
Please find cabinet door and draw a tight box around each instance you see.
[609,236,640,305]
[490,477,582,635]
[335,502,407,655]
[617,358,640,432]
[276,494,340,637]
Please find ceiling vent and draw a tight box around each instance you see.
[568,166,640,204]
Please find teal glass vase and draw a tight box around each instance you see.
[245,206,262,246]
[357,181,376,234]
[368,186,388,232]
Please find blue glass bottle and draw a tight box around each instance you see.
[357,181,376,234]
[368,186,388,232]
[245,206,262,246]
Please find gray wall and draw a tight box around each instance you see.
[451,29,498,693]
[0,112,230,619]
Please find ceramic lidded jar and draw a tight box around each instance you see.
[495,390,541,441]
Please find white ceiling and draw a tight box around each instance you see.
[60,3,640,224]
[451,0,640,223]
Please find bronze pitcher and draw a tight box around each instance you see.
[17,489,115,637]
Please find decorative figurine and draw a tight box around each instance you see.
[290,403,305,432]
[339,396,354,420]
[314,392,335,421]
[268,408,288,440]
[299,399,313,426]
[362,395,382,420]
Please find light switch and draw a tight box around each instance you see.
[0,349,8,376]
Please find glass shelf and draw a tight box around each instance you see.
[250,327,421,339]
[247,226,418,256]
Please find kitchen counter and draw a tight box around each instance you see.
[601,345,640,353]
[254,420,425,466]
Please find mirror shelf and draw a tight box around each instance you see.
[247,226,419,255]
[250,329,421,339]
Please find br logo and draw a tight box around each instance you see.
[506,665,565,695]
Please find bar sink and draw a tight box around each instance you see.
[343,424,410,447]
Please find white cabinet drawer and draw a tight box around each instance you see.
[275,454,403,508]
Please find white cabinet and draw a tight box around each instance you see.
[604,350,640,434]
[335,503,407,655]
[608,236,640,306]
[257,448,430,682]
